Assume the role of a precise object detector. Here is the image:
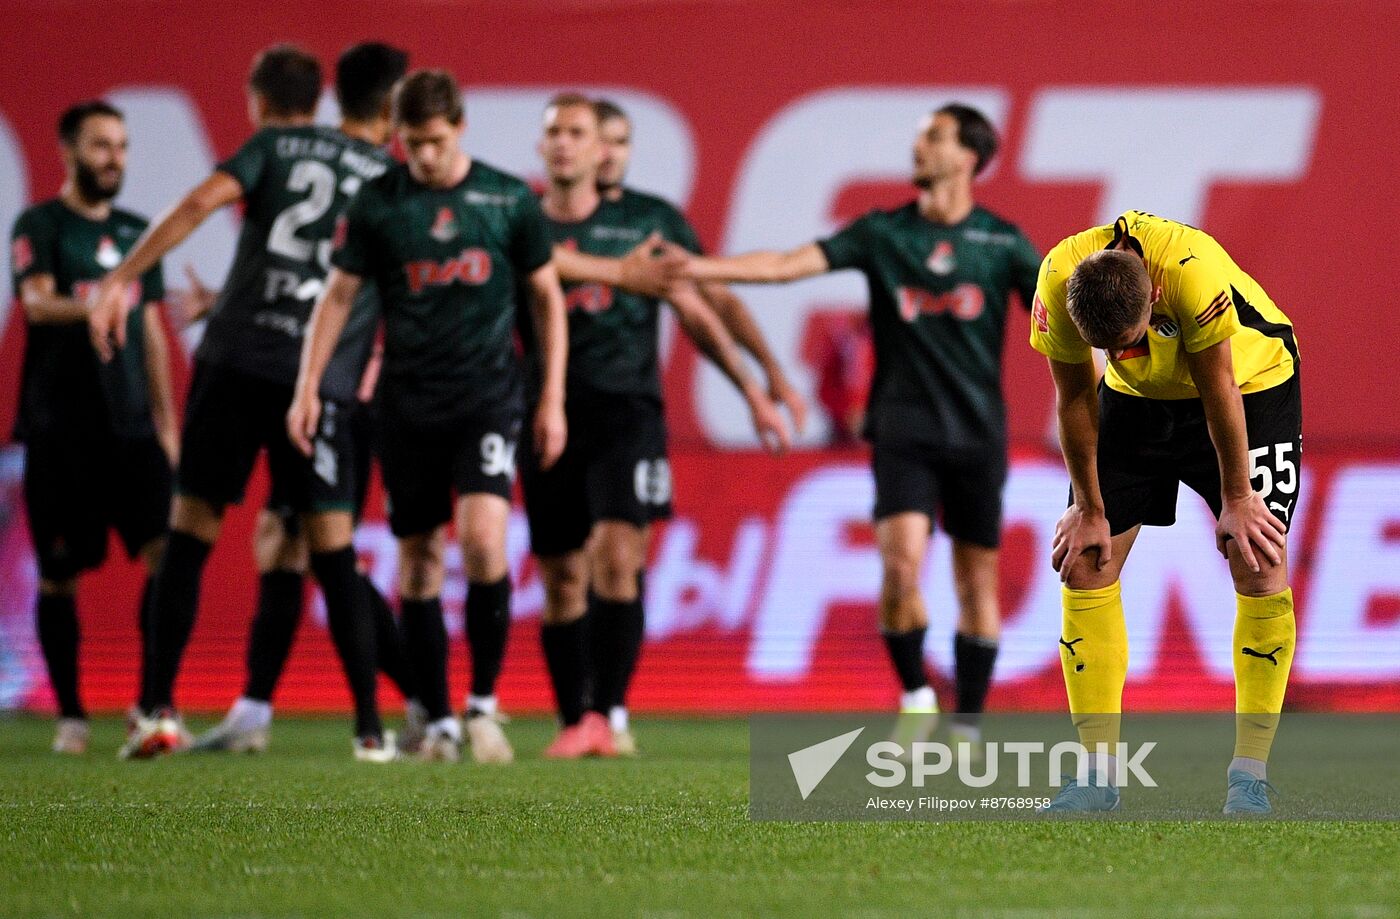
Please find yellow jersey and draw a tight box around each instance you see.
[1029,211,1297,400]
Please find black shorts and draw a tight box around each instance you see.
[178,361,357,516]
[24,434,172,581]
[521,393,671,557]
[267,399,374,532]
[378,407,521,538]
[1094,372,1303,536]
[872,441,1008,548]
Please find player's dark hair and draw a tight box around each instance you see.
[392,70,464,126]
[249,44,323,117]
[58,100,123,146]
[593,98,628,124]
[1065,250,1153,348]
[336,42,409,121]
[936,103,998,176]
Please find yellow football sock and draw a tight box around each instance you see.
[1060,582,1128,752]
[1233,588,1296,762]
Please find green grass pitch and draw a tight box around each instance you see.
[2,715,1398,917]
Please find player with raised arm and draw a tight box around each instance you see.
[525,95,789,758]
[289,70,569,764]
[678,105,1039,751]
[90,45,402,761]
[1030,211,1299,814]
[10,101,177,754]
[189,42,421,755]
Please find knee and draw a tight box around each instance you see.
[1063,555,1116,592]
[880,551,922,602]
[138,536,167,571]
[253,511,307,574]
[171,495,222,543]
[460,524,506,583]
[591,538,640,601]
[398,538,445,600]
[540,561,587,625]
[38,577,77,598]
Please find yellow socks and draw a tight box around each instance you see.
[1233,588,1296,762]
[1060,582,1129,753]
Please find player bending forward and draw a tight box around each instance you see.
[1032,211,1300,814]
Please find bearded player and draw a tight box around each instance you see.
[677,105,1040,749]
[10,100,177,754]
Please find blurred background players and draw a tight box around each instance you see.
[290,70,569,764]
[526,95,790,757]
[9,100,178,754]
[678,104,1041,749]
[190,42,420,755]
[91,45,402,760]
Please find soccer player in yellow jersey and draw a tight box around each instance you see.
[1030,211,1299,814]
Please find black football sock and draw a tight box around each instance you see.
[36,592,83,719]
[953,632,999,727]
[400,597,450,721]
[140,530,212,713]
[588,589,645,715]
[310,547,381,739]
[465,577,511,702]
[881,626,930,693]
[363,574,416,703]
[241,570,305,703]
[541,617,589,726]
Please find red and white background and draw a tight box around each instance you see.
[1,1,1397,713]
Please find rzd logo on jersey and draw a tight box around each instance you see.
[897,283,984,322]
[405,249,493,293]
[96,235,121,269]
[925,240,955,275]
[566,283,614,314]
[429,206,457,242]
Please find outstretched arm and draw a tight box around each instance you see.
[18,273,90,325]
[553,231,683,298]
[697,280,808,434]
[90,171,243,359]
[668,280,789,452]
[288,268,363,456]
[681,242,829,285]
[1185,338,1286,572]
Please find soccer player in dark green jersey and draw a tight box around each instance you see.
[524,95,790,758]
[10,100,178,755]
[91,45,406,761]
[187,42,421,757]
[291,70,570,765]
[679,105,1041,750]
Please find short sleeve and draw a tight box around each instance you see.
[816,213,875,272]
[216,131,269,194]
[1028,247,1093,364]
[330,192,379,279]
[1010,229,1041,311]
[1166,239,1242,354]
[508,191,553,275]
[11,207,57,295]
[139,260,165,305]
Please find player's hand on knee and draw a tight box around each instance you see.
[286,392,321,458]
[1216,492,1286,572]
[1052,505,1112,583]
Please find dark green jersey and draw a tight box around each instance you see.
[528,187,703,402]
[331,159,552,426]
[818,203,1040,453]
[10,199,164,441]
[202,126,391,399]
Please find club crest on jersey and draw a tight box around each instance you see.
[429,206,458,242]
[926,240,955,275]
[96,235,120,269]
[1149,314,1180,338]
[405,248,492,293]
